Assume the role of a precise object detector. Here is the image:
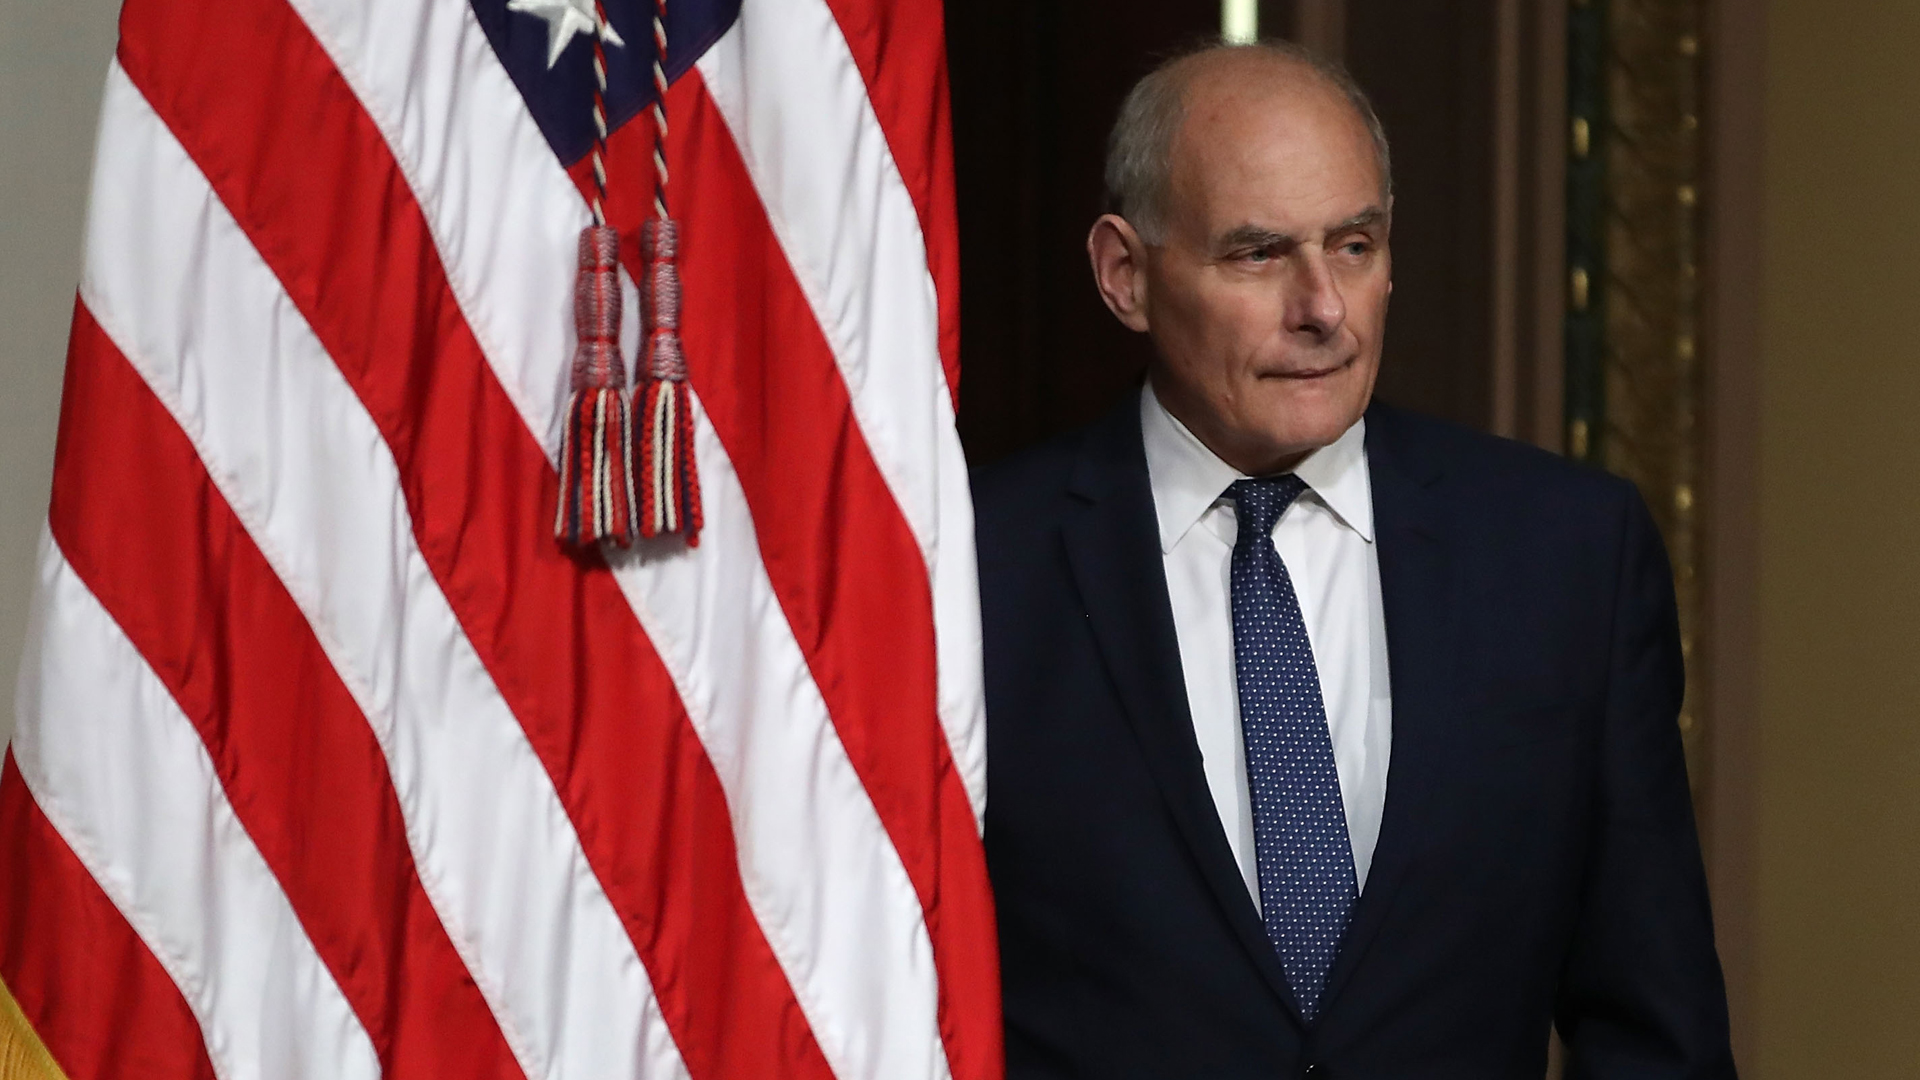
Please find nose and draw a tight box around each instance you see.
[1283,248,1347,341]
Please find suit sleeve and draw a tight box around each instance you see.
[1556,487,1738,1079]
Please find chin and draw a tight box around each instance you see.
[1250,387,1367,456]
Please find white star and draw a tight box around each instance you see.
[506,0,626,69]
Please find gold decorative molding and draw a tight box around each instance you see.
[1573,0,1709,796]
[1602,0,1706,794]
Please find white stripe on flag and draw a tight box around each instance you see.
[609,407,950,1080]
[930,396,987,826]
[284,0,588,455]
[12,529,380,1080]
[276,0,957,1072]
[696,3,986,821]
[79,63,688,1080]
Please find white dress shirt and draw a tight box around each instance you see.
[1140,385,1394,904]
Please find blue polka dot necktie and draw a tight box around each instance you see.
[1229,475,1357,1022]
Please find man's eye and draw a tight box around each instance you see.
[1239,248,1271,263]
[1340,240,1372,256]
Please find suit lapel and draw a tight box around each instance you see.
[1322,405,1458,1013]
[1060,400,1304,1021]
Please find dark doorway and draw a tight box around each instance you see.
[943,2,1217,466]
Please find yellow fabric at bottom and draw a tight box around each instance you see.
[0,976,67,1080]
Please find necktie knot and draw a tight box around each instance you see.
[1229,475,1310,541]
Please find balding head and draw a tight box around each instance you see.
[1085,38,1394,476]
[1104,41,1391,245]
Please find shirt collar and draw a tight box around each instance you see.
[1139,383,1375,553]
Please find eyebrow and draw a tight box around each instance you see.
[1215,207,1391,252]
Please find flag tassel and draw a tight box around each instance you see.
[636,218,701,544]
[555,224,638,546]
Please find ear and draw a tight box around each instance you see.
[1087,214,1153,333]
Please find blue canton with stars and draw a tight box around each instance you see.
[469,0,740,168]
[1228,475,1358,1022]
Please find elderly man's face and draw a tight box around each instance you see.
[1091,61,1391,474]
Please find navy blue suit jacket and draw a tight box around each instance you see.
[973,396,1735,1079]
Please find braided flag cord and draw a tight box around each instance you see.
[554,0,638,545]
[633,0,701,542]
[650,4,671,220]
[3,0,993,1075]
[589,0,614,224]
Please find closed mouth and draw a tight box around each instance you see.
[1263,355,1356,380]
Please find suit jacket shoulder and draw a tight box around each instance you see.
[970,407,1122,537]
[1363,400,1644,535]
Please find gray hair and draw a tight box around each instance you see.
[1104,40,1393,243]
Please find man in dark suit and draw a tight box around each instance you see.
[973,41,1735,1078]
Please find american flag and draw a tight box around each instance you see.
[0,0,998,1075]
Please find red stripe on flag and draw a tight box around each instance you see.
[815,0,963,400]
[48,301,526,1080]
[666,73,1003,1080]
[112,3,839,1078]
[0,753,219,1080]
